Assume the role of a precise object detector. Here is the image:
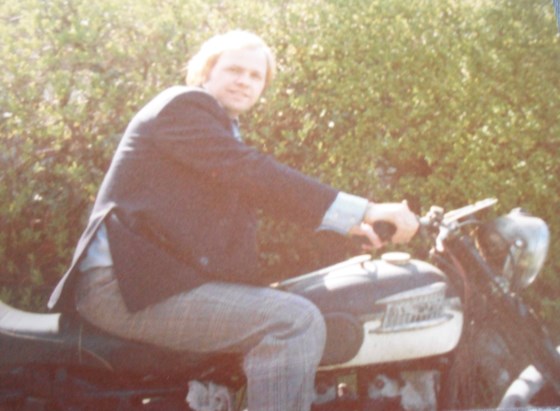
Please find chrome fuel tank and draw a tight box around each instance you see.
[276,253,463,368]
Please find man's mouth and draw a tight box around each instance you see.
[229,90,250,100]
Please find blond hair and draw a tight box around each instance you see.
[186,30,276,89]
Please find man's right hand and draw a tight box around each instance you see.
[363,201,419,245]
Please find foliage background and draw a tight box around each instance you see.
[1,0,559,338]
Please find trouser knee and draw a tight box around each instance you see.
[285,296,327,357]
[306,301,327,349]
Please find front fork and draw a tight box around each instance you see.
[447,236,560,395]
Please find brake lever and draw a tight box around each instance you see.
[443,198,498,224]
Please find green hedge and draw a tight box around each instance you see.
[1,0,559,335]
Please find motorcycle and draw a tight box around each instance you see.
[0,199,558,410]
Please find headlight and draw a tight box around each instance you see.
[476,208,550,291]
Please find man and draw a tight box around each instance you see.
[48,30,418,411]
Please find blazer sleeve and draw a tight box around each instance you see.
[139,89,338,228]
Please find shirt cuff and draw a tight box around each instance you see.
[318,192,369,235]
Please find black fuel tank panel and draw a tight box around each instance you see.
[277,254,448,318]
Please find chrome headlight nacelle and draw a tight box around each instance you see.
[477,208,550,291]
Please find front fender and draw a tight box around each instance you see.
[498,345,560,409]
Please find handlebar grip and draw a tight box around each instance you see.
[373,221,397,242]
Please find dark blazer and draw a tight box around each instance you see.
[48,86,338,313]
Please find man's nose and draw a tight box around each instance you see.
[235,72,250,86]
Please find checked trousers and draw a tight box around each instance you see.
[76,267,327,411]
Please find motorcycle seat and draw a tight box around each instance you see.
[0,300,240,378]
[0,300,60,336]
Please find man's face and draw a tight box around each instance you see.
[203,48,268,119]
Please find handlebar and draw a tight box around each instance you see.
[370,198,498,245]
[418,198,498,231]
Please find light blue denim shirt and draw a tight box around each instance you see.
[79,222,113,271]
[317,192,368,234]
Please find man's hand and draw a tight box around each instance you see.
[348,222,383,250]
[349,201,419,249]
